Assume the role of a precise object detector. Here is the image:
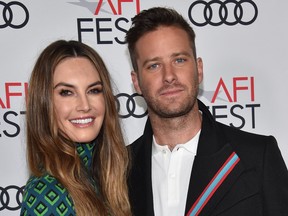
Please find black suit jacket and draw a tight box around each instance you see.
[128,100,288,216]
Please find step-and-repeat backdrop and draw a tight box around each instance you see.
[1,0,287,214]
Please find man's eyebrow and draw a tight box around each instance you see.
[142,52,193,66]
[142,57,161,67]
[170,51,192,58]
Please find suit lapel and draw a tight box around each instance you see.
[129,118,155,216]
[185,145,245,215]
[184,100,245,215]
[143,120,155,216]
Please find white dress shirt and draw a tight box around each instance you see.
[152,130,201,216]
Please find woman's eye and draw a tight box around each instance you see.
[59,89,72,96]
[88,87,103,94]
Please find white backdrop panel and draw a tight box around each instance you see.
[0,1,287,215]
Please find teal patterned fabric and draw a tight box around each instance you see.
[20,143,95,216]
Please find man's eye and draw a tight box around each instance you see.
[148,63,159,70]
[175,58,186,64]
[59,89,72,96]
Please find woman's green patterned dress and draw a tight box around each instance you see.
[20,143,95,216]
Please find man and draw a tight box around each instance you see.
[125,7,288,216]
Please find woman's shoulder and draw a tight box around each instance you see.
[20,173,75,215]
[24,174,64,191]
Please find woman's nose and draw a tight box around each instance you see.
[76,94,91,112]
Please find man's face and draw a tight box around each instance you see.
[131,26,203,118]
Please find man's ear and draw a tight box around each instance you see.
[197,57,203,84]
[131,71,142,94]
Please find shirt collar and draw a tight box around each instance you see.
[152,129,201,155]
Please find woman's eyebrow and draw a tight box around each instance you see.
[53,81,103,89]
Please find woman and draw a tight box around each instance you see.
[21,40,131,216]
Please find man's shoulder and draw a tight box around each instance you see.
[127,134,147,154]
[217,121,276,144]
[216,121,279,163]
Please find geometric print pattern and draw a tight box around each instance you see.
[76,142,95,168]
[20,143,95,216]
[20,175,74,216]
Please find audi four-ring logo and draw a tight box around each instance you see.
[188,0,258,26]
[0,185,24,211]
[0,1,29,29]
[115,93,148,118]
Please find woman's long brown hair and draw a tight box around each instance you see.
[26,40,131,215]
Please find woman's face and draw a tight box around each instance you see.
[53,57,105,143]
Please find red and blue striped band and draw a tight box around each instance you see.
[187,152,240,216]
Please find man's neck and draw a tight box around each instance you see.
[150,109,202,150]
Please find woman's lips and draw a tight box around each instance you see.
[70,117,95,127]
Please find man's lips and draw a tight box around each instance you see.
[159,87,184,96]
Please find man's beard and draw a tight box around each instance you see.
[141,83,199,119]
